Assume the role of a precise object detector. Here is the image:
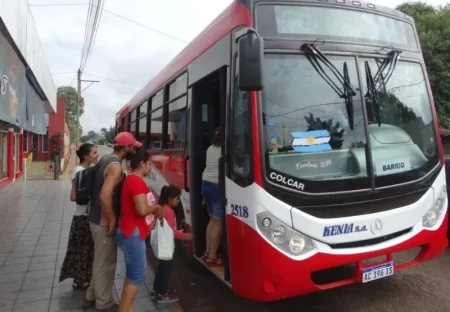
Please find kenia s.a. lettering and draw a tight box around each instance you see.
[115,0,449,302]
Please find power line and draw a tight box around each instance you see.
[83,72,139,88]
[29,3,188,44]
[29,3,89,6]
[102,9,188,43]
[51,71,75,75]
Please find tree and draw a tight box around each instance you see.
[100,127,116,144]
[396,2,450,128]
[57,86,85,143]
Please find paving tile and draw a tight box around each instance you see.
[133,297,157,312]
[51,285,85,299]
[49,297,86,312]
[16,288,52,303]
[0,305,13,312]
[12,300,50,312]
[2,257,31,267]
[0,281,22,294]
[24,269,54,280]
[7,250,35,259]
[116,286,150,299]
[33,247,58,256]
[21,278,54,291]
[0,243,14,253]
[30,254,57,264]
[0,272,26,285]
[28,261,56,271]
[0,292,18,308]
[0,264,29,274]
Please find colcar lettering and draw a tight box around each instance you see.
[323,223,368,237]
[383,162,405,172]
[269,172,305,190]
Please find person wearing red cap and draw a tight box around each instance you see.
[84,132,142,311]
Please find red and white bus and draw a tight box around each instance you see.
[116,0,448,302]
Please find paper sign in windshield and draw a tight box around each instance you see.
[291,130,331,153]
[375,157,411,176]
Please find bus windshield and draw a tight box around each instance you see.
[262,54,439,192]
[256,4,418,50]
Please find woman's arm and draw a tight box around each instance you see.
[133,194,162,216]
[70,181,76,202]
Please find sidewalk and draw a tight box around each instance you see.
[0,181,180,312]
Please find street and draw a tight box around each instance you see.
[170,246,450,312]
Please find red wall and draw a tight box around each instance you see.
[23,98,66,162]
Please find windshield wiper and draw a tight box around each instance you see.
[373,49,402,91]
[364,61,381,127]
[301,43,356,130]
[364,49,402,127]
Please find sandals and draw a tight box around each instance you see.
[206,257,223,267]
[201,252,209,261]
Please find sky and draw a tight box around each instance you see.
[29,0,449,134]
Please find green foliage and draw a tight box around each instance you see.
[378,92,422,125]
[57,86,85,142]
[396,2,450,128]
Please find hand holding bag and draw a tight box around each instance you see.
[150,218,174,260]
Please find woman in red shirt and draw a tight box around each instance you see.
[116,149,163,312]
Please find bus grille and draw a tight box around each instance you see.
[327,228,412,249]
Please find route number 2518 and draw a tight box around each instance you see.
[230,204,249,218]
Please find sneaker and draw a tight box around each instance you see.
[157,293,179,304]
[151,289,176,300]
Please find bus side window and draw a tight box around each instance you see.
[230,77,253,186]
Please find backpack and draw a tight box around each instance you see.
[74,166,97,206]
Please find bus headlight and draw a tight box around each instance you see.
[423,186,447,228]
[257,211,315,256]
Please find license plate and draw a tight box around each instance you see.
[362,261,394,283]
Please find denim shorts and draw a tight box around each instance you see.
[116,227,146,286]
[201,180,223,220]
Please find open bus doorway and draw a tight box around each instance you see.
[188,67,230,283]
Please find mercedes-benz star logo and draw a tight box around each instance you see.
[371,219,383,235]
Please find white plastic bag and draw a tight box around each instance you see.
[150,218,174,260]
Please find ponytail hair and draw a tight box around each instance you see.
[76,143,95,162]
[158,185,182,206]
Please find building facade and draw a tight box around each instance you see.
[0,0,56,189]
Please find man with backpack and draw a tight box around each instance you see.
[84,132,142,311]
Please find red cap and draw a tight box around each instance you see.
[114,132,142,148]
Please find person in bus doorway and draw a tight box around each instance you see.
[201,128,223,266]
[84,132,140,311]
[151,185,192,303]
[116,149,164,312]
[59,143,98,290]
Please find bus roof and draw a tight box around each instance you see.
[117,1,251,118]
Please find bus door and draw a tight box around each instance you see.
[188,67,231,283]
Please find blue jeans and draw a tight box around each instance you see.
[201,180,223,219]
[116,227,146,286]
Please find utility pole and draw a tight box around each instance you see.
[76,69,81,151]
[75,69,99,162]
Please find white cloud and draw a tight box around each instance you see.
[29,0,448,133]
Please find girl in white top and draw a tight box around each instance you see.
[59,143,98,290]
[201,128,223,267]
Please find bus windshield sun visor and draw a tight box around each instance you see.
[301,43,356,130]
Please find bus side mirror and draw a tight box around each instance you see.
[237,29,264,91]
